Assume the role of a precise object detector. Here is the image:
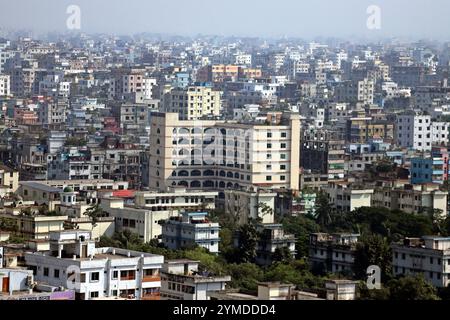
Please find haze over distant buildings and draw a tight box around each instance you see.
[1,0,450,40]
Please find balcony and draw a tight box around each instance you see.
[141,292,160,300]
[142,275,161,283]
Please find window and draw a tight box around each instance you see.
[43,267,49,277]
[280,154,287,160]
[281,143,286,149]
[112,270,118,280]
[281,132,287,138]
[90,292,99,299]
[266,176,272,181]
[54,269,60,278]
[267,132,272,138]
[280,175,286,181]
[91,272,100,282]
[267,143,272,149]
[280,165,286,170]
[120,270,136,280]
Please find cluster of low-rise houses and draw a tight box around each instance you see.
[1,34,450,299]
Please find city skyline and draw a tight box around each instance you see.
[1,0,450,40]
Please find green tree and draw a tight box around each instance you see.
[227,263,264,293]
[85,204,107,227]
[357,281,390,300]
[315,192,333,230]
[235,222,258,263]
[257,202,274,222]
[184,247,227,276]
[353,234,392,282]
[272,246,293,263]
[281,214,320,258]
[388,275,440,300]
[264,260,324,291]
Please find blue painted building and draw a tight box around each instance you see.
[173,72,190,89]
[411,157,444,184]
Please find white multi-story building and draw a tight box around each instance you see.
[334,51,348,69]
[292,61,310,76]
[372,182,448,216]
[309,233,360,274]
[24,230,164,300]
[160,212,220,254]
[325,181,373,212]
[0,75,10,96]
[143,77,157,100]
[109,68,155,101]
[334,78,374,105]
[255,224,296,266]
[39,74,70,98]
[232,104,260,121]
[0,50,15,73]
[392,237,450,287]
[148,112,301,193]
[161,260,231,300]
[396,113,449,151]
[223,189,276,225]
[235,53,252,66]
[432,122,449,147]
[37,100,67,126]
[100,187,218,242]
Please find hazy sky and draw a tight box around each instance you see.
[0,0,449,39]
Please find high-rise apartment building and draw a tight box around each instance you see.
[148,112,301,194]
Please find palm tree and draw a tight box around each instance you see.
[315,192,333,230]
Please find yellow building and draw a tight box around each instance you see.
[0,165,19,197]
[163,86,221,120]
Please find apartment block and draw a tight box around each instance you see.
[24,230,164,300]
[334,78,374,105]
[0,75,10,96]
[255,224,296,266]
[148,112,301,194]
[162,86,221,120]
[160,212,220,253]
[222,189,276,225]
[309,233,360,274]
[396,113,448,151]
[372,182,447,216]
[301,127,345,181]
[325,181,374,212]
[392,237,450,287]
[161,259,231,300]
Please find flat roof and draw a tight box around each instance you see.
[422,236,450,241]
[165,259,200,264]
[19,181,61,193]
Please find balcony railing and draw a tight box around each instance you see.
[142,275,161,282]
[141,293,160,301]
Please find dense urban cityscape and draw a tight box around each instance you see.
[2,2,450,304]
